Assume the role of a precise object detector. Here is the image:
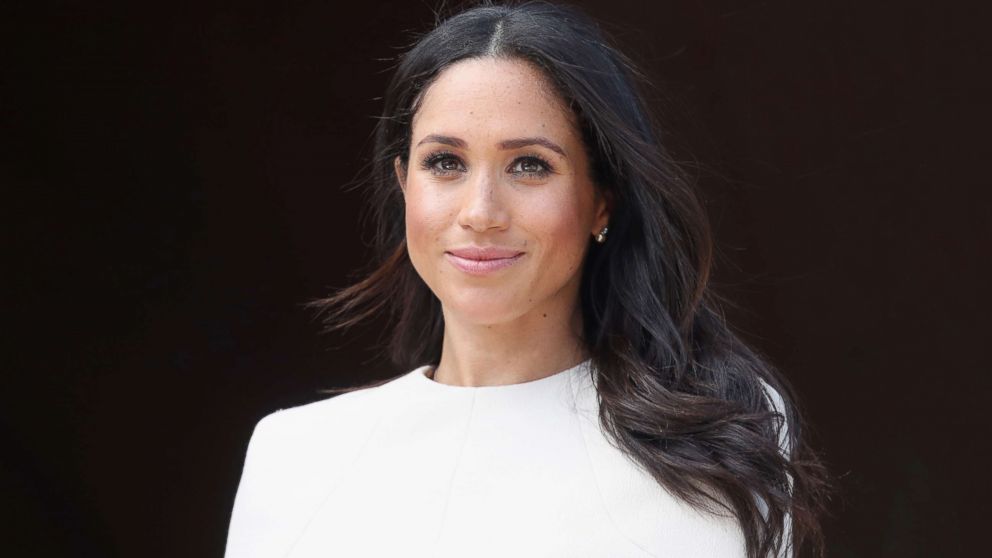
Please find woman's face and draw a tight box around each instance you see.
[395,57,609,326]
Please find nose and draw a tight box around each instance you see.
[457,167,510,232]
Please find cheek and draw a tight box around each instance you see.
[523,191,590,270]
[404,182,452,266]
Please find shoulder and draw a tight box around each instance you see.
[755,377,797,557]
[224,373,409,558]
[757,377,787,417]
[757,376,792,459]
[252,382,383,438]
[243,373,406,466]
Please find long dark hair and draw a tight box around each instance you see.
[308,1,832,556]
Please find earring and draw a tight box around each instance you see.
[595,225,609,244]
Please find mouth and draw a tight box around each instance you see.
[444,250,525,276]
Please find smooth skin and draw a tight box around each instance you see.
[394,57,610,387]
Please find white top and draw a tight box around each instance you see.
[224,359,791,558]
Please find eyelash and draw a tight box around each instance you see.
[419,150,555,179]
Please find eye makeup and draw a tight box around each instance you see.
[418,150,556,180]
[420,150,462,176]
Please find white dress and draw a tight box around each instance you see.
[224,359,791,558]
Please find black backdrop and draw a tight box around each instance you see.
[4,1,989,556]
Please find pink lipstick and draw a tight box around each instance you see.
[444,246,525,276]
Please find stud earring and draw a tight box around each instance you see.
[595,226,609,244]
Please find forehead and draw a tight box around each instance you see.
[411,57,577,140]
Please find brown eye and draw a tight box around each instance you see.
[511,156,553,178]
[520,159,542,173]
[420,151,464,175]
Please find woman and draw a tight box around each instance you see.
[224,1,831,557]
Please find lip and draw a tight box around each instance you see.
[447,246,524,260]
[444,246,526,276]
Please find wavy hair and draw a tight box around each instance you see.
[307,1,833,556]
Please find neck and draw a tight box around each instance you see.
[432,299,589,387]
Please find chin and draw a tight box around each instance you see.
[442,290,530,326]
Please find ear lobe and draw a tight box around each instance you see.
[595,188,613,231]
[393,156,407,195]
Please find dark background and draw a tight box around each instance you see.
[4,0,989,556]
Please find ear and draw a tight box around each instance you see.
[393,156,407,196]
[592,188,613,234]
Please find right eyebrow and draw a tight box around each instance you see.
[415,134,467,149]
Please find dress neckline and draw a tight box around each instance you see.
[409,358,593,394]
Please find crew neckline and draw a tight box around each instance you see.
[411,358,593,393]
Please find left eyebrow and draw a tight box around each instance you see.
[498,137,567,158]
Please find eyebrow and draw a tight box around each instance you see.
[415,134,568,158]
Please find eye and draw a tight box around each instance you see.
[420,151,465,176]
[510,155,553,179]
[438,158,460,171]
